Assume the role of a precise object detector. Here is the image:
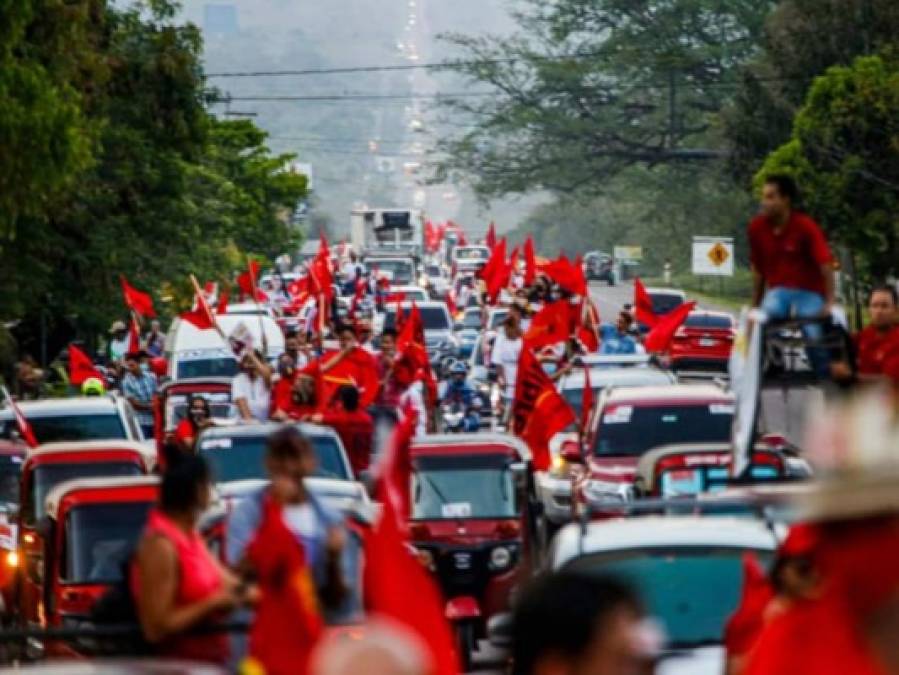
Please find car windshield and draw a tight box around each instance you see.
[455,247,488,260]
[566,546,773,647]
[561,387,601,419]
[685,314,733,329]
[65,502,153,584]
[651,294,684,315]
[385,306,450,331]
[0,414,128,444]
[594,403,733,457]
[0,455,22,506]
[199,433,351,483]
[412,455,516,520]
[462,312,482,329]
[28,461,144,525]
[368,260,413,282]
[176,358,238,380]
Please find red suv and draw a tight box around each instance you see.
[569,384,735,516]
[669,310,735,373]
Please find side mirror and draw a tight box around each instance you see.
[487,612,513,649]
[560,440,583,464]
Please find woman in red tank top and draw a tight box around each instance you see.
[132,454,241,664]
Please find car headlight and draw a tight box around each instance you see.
[584,479,626,502]
[6,550,18,568]
[489,545,513,571]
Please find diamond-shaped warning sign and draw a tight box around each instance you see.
[708,242,730,267]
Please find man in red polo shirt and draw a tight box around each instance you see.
[304,384,374,477]
[749,175,835,374]
[854,286,899,379]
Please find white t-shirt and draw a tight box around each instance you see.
[232,372,271,421]
[400,381,427,437]
[491,333,523,398]
[282,503,317,538]
[342,261,359,283]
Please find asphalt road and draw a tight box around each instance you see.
[588,279,737,320]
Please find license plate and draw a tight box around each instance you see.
[454,552,473,570]
[699,338,718,347]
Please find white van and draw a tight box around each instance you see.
[164,314,285,380]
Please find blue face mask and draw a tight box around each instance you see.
[141,362,150,373]
[542,362,558,376]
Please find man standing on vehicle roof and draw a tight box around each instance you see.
[121,350,157,439]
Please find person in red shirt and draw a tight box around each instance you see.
[271,373,317,421]
[375,329,406,410]
[173,395,214,451]
[304,385,373,477]
[268,354,296,419]
[855,285,899,379]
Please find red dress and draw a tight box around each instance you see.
[131,510,228,664]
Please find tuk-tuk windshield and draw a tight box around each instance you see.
[176,358,239,380]
[0,455,22,506]
[412,454,516,520]
[64,502,153,584]
[27,462,144,526]
[199,433,351,483]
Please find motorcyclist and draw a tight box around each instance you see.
[440,361,481,432]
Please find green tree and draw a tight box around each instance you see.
[756,55,899,279]
[725,0,899,182]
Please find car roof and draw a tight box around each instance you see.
[198,421,341,441]
[646,287,687,297]
[0,396,120,419]
[159,377,234,393]
[559,367,675,390]
[45,475,160,520]
[601,384,732,404]
[412,433,531,462]
[386,301,448,311]
[552,515,777,570]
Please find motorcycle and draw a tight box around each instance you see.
[440,395,483,434]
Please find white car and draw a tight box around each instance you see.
[549,515,778,675]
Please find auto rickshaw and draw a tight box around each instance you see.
[0,441,25,615]
[632,442,811,499]
[408,433,539,671]
[16,441,153,626]
[36,475,159,657]
[153,377,235,452]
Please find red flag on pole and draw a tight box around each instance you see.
[127,315,141,354]
[511,349,576,471]
[180,290,217,330]
[2,387,37,448]
[644,301,696,353]
[68,345,103,386]
[485,222,497,250]
[523,236,537,286]
[246,496,324,675]
[479,238,506,283]
[543,256,587,296]
[237,260,261,299]
[524,300,572,349]
[634,278,657,328]
[120,276,156,318]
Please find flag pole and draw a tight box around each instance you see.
[246,256,269,357]
[189,275,226,342]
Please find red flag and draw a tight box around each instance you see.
[644,301,696,353]
[479,238,506,283]
[634,278,657,328]
[179,291,217,330]
[367,413,458,675]
[314,347,380,409]
[457,230,468,246]
[485,221,497,250]
[485,257,513,303]
[68,344,102,386]
[424,220,440,253]
[120,276,156,318]
[216,287,229,315]
[524,300,572,349]
[582,365,594,437]
[319,230,330,260]
[576,300,601,352]
[127,316,141,354]
[724,553,774,658]
[237,260,263,300]
[396,304,438,404]
[2,387,37,448]
[523,236,537,286]
[247,496,323,675]
[512,349,576,470]
[543,256,587,296]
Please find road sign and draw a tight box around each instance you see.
[614,246,643,262]
[692,236,734,276]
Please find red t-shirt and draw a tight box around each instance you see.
[748,212,833,295]
[270,376,295,416]
[854,325,899,376]
[320,409,374,477]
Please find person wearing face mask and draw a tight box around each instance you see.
[174,395,214,451]
[269,354,297,419]
[122,350,158,439]
[271,373,317,422]
[440,361,481,432]
[284,330,310,370]
[491,314,524,411]
[232,350,273,423]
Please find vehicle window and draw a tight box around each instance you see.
[659,464,780,497]
[462,312,482,329]
[166,393,234,430]
[427,265,441,276]
[199,433,351,483]
[384,307,450,331]
[651,294,684,316]
[489,311,508,329]
[561,387,601,419]
[412,455,515,520]
[27,461,144,526]
[594,403,733,457]
[64,502,153,584]
[684,315,733,329]
[0,455,22,506]
[455,247,488,260]
[176,358,238,380]
[565,546,773,647]
[0,414,128,444]
[366,260,413,283]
